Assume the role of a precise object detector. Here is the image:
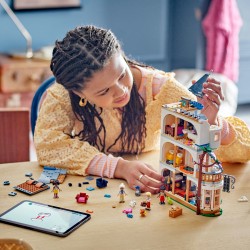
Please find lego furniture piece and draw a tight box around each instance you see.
[96,177,108,188]
[14,180,49,195]
[75,193,89,203]
[0,108,29,163]
[0,158,249,249]
[0,54,51,109]
[169,206,183,218]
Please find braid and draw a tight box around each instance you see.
[107,83,146,154]
[50,25,146,154]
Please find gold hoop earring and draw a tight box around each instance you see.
[79,98,87,107]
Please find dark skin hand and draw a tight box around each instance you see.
[114,158,164,194]
[193,77,225,125]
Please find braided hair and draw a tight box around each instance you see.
[50,25,146,154]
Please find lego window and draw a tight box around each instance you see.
[214,197,220,206]
[205,197,210,205]
[215,189,220,195]
[214,132,220,142]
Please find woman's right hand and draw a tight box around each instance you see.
[114,158,164,194]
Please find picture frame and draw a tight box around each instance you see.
[12,0,82,11]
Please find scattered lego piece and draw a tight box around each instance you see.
[8,192,17,196]
[104,194,111,198]
[86,209,93,213]
[85,176,94,181]
[76,192,89,203]
[129,200,136,208]
[127,213,133,218]
[238,196,248,202]
[169,206,182,218]
[122,208,132,214]
[25,172,33,177]
[3,181,10,185]
[68,183,72,187]
[82,182,89,185]
[140,208,146,217]
[78,183,82,187]
[112,205,117,208]
[96,177,108,188]
[86,186,95,191]
[167,197,173,205]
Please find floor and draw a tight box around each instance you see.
[29,104,250,161]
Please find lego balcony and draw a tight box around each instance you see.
[161,141,196,177]
[162,113,221,149]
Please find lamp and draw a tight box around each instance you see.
[0,0,33,58]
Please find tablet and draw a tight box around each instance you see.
[0,200,91,237]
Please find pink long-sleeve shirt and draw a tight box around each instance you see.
[202,0,243,82]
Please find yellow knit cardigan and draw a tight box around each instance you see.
[34,68,250,176]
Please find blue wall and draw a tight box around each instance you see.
[0,0,172,70]
[0,0,107,52]
[1,0,206,72]
[1,0,249,103]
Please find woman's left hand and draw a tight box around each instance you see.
[196,78,224,125]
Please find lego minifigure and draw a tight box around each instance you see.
[157,188,166,205]
[118,183,127,203]
[145,192,151,210]
[52,180,61,199]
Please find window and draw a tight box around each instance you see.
[205,197,210,205]
[215,197,219,206]
[214,132,220,142]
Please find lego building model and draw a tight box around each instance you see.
[159,97,235,216]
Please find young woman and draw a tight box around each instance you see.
[34,25,250,194]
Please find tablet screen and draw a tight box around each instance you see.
[0,200,91,237]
